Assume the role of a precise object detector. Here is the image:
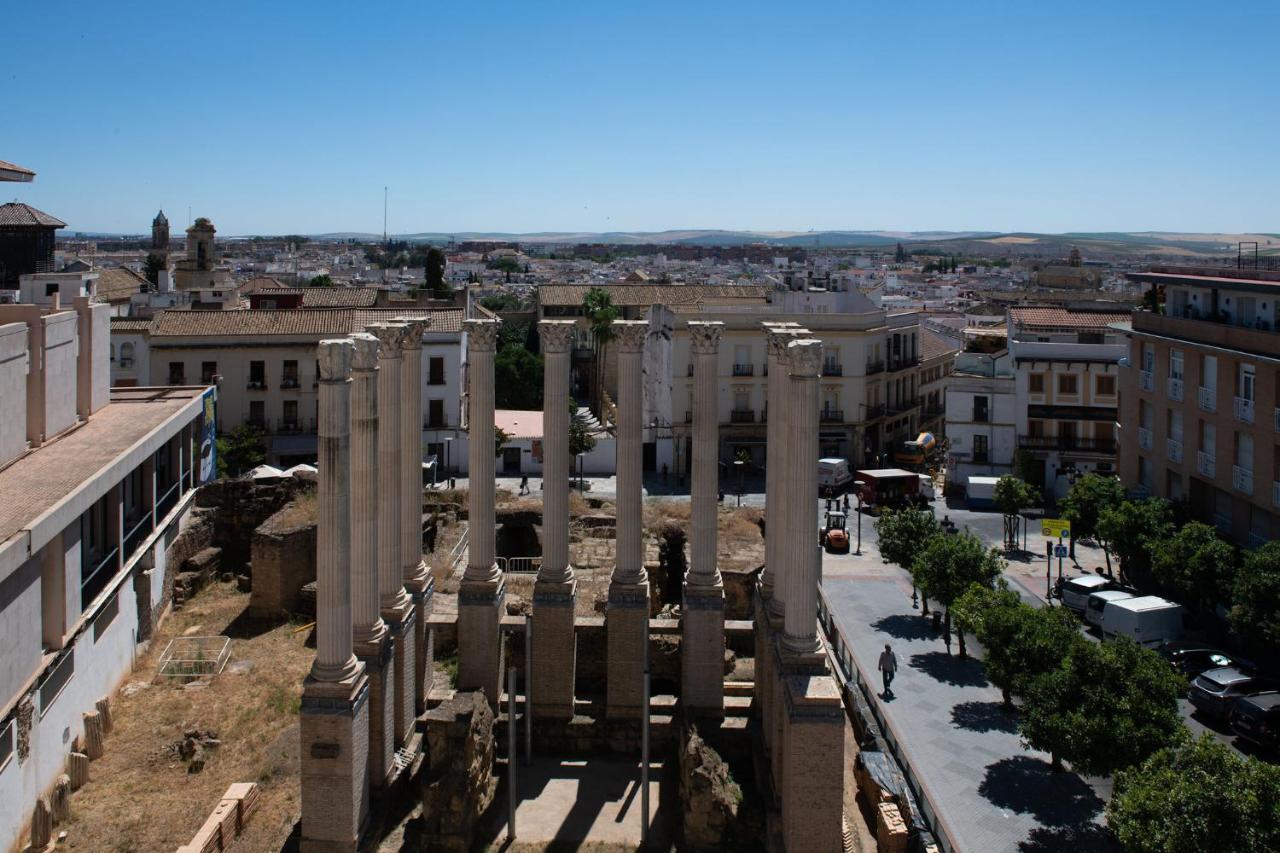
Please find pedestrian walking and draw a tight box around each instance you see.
[878,643,898,697]
[519,474,529,495]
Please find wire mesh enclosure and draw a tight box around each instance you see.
[157,636,231,678]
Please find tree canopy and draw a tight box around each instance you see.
[993,475,1036,550]
[1153,521,1236,619]
[873,509,942,572]
[911,531,1004,655]
[425,247,450,298]
[1230,541,1280,653]
[216,424,266,478]
[1108,734,1280,853]
[1097,497,1175,587]
[1061,473,1126,573]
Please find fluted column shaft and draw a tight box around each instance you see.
[466,320,500,581]
[399,320,429,586]
[614,320,648,585]
[783,338,823,654]
[538,321,575,583]
[689,321,724,589]
[369,323,409,615]
[349,333,384,645]
[312,339,360,682]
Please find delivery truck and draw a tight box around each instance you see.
[854,468,924,511]
[818,458,853,497]
[1101,595,1184,648]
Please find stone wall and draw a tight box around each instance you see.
[678,719,742,851]
[247,501,316,618]
[419,691,496,853]
[194,477,309,570]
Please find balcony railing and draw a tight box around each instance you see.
[281,378,300,390]
[123,512,153,562]
[1019,434,1118,454]
[1233,465,1254,495]
[822,362,843,377]
[1139,370,1154,392]
[887,357,920,372]
[247,379,268,390]
[864,404,886,419]
[275,418,313,435]
[1235,396,1255,424]
[168,375,186,386]
[1167,377,1184,401]
[732,364,755,377]
[888,397,921,414]
[865,361,885,376]
[1196,451,1215,479]
[820,409,844,423]
[424,418,449,430]
[1167,438,1183,464]
[81,546,120,610]
[1198,386,1216,412]
[156,481,180,520]
[730,409,755,423]
[1138,427,1153,450]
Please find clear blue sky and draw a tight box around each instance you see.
[5,1,1277,235]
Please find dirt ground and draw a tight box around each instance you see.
[60,582,312,852]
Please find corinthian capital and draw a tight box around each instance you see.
[688,321,724,355]
[465,318,501,352]
[318,338,354,381]
[349,332,380,372]
[538,319,577,354]
[765,323,806,358]
[785,338,823,378]
[612,319,648,353]
[365,322,408,358]
[396,317,430,349]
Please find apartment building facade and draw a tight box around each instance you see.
[945,346,1016,487]
[0,300,210,849]
[1118,265,1280,546]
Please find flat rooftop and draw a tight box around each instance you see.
[0,387,206,549]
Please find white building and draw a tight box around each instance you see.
[0,299,210,849]
[945,344,1017,489]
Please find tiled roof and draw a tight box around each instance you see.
[495,409,543,439]
[538,282,772,307]
[921,328,961,362]
[302,288,379,308]
[240,276,288,294]
[1008,306,1130,330]
[148,307,466,338]
[0,202,65,228]
[110,317,154,333]
[95,267,148,302]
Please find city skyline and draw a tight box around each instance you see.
[6,1,1278,235]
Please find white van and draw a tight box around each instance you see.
[1101,596,1183,647]
[818,458,853,495]
[1085,590,1134,628]
[917,474,936,501]
[1061,575,1113,614]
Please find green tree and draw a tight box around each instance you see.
[582,287,620,415]
[1153,522,1236,619]
[1107,734,1280,853]
[494,426,512,458]
[1061,473,1126,575]
[993,475,1036,550]
[216,424,267,477]
[143,253,165,286]
[911,532,1005,656]
[873,509,943,614]
[425,247,450,298]
[494,343,543,410]
[307,273,334,287]
[569,404,598,459]
[1097,498,1175,588]
[1020,639,1186,774]
[1230,541,1280,654]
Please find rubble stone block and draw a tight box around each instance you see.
[67,752,90,790]
[82,710,105,760]
[876,801,909,853]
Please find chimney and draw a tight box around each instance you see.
[50,291,60,311]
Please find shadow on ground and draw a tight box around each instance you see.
[950,700,1019,734]
[978,756,1105,828]
[908,651,989,688]
[871,613,937,642]
[1019,821,1120,853]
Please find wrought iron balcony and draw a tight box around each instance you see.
[865,360,885,376]
[1198,386,1216,412]
[1137,427,1153,450]
[1196,451,1215,479]
[1167,438,1183,464]
[281,378,301,390]
[887,357,920,373]
[1019,434,1118,454]
[1139,370,1154,392]
[247,379,268,390]
[822,362,843,377]
[732,364,755,377]
[820,409,844,423]
[1235,396,1255,424]
[1166,377,1183,401]
[730,409,756,423]
[1233,465,1254,495]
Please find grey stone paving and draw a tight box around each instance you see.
[824,574,1118,853]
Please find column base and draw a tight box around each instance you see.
[771,632,831,794]
[606,580,650,719]
[300,671,370,853]
[780,672,845,853]
[681,583,725,718]
[531,577,577,721]
[354,633,395,790]
[382,600,416,747]
[406,574,435,716]
[457,577,506,708]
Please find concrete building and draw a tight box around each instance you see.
[0,203,63,292]
[1119,265,1280,546]
[1009,305,1128,499]
[945,338,1016,488]
[112,307,465,469]
[0,299,211,850]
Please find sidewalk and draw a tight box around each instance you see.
[824,573,1117,853]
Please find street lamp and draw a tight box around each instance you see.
[576,452,585,492]
[444,436,454,488]
[734,458,745,507]
[853,480,866,557]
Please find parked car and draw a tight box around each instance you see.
[1189,667,1275,722]
[1059,574,1114,614]
[1101,596,1183,648]
[1084,590,1134,629]
[1229,691,1280,751]
[1159,643,1253,679]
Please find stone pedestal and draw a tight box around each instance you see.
[531,580,577,719]
[354,636,395,789]
[398,318,434,713]
[458,580,506,706]
[410,582,435,715]
[682,586,726,716]
[606,580,651,718]
[387,607,416,745]
[300,676,371,853]
[779,670,845,853]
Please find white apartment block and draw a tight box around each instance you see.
[945,347,1017,488]
[0,299,210,849]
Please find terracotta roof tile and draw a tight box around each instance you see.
[110,316,154,333]
[921,328,960,361]
[0,202,65,228]
[538,282,771,307]
[1008,306,1130,330]
[301,288,379,308]
[145,307,466,338]
[95,267,148,302]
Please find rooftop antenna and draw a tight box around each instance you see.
[382,186,389,285]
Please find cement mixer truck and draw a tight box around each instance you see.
[895,432,937,469]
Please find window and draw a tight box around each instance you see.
[973,395,989,423]
[45,282,58,297]
[93,590,119,641]
[1029,373,1045,394]
[249,361,266,389]
[1170,349,1184,380]
[1168,409,1183,442]
[168,362,185,385]
[1239,364,1256,401]
[249,400,266,428]
[120,342,135,368]
[427,399,445,428]
[282,360,299,388]
[973,434,989,463]
[1237,433,1254,470]
[38,649,75,716]
[0,718,13,771]
[1096,375,1116,396]
[1028,419,1045,438]
[1202,355,1217,390]
[1142,344,1155,373]
[1058,374,1079,395]
[1060,421,1077,443]
[201,361,217,384]
[428,356,445,385]
[282,400,299,428]
[734,389,750,411]
[1201,421,1215,453]
[1095,421,1115,442]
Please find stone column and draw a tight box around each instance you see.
[348,332,394,789]
[683,321,725,716]
[532,320,578,720]
[458,319,506,707]
[782,338,823,655]
[301,338,370,853]
[606,320,651,718]
[398,317,434,715]
[367,322,414,747]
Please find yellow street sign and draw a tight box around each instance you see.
[1042,518,1071,538]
